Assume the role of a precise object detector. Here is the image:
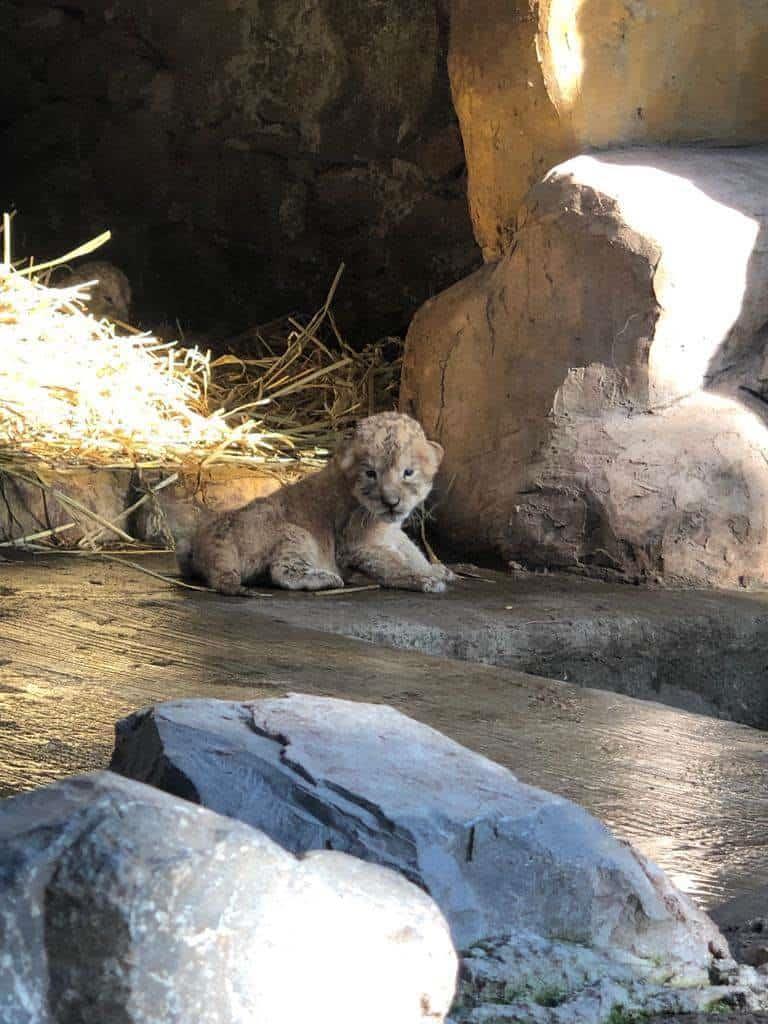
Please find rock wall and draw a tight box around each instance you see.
[0,464,292,547]
[402,146,768,587]
[450,0,768,257]
[1,0,479,342]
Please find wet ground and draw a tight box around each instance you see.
[1,552,768,909]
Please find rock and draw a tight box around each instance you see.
[0,463,296,546]
[111,695,768,1021]
[2,0,479,341]
[401,145,768,588]
[450,933,768,1023]
[131,464,298,548]
[646,1018,768,1024]
[0,466,131,547]
[450,0,768,257]
[0,770,457,1024]
[110,694,726,970]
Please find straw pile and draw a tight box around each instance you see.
[0,219,401,562]
[0,224,401,477]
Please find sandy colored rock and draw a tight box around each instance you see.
[401,145,768,587]
[450,0,768,256]
[0,467,131,546]
[0,464,293,547]
[133,464,298,547]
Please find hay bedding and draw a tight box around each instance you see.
[0,218,401,561]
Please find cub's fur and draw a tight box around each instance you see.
[58,261,132,322]
[179,412,456,594]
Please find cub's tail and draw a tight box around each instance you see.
[173,507,215,580]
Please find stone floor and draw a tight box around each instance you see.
[243,563,768,727]
[1,551,768,911]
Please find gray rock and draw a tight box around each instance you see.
[110,694,726,973]
[449,933,768,1024]
[0,771,456,1024]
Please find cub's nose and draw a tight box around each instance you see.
[383,496,401,511]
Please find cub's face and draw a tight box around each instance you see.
[64,261,132,322]
[338,413,444,523]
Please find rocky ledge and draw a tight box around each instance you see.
[110,693,768,1023]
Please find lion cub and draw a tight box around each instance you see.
[179,412,456,594]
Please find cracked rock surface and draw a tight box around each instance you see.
[402,146,768,589]
[450,933,768,1024]
[108,691,765,1024]
[0,770,456,1024]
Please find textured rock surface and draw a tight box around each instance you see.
[0,770,457,1024]
[450,932,767,1023]
[132,464,297,548]
[402,145,768,587]
[0,464,290,545]
[450,0,768,256]
[0,466,131,546]
[111,694,726,967]
[1,0,478,341]
[111,695,768,1022]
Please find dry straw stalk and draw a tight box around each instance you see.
[0,218,401,555]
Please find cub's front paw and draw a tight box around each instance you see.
[431,562,458,583]
[294,570,345,591]
[315,571,345,590]
[210,570,246,596]
[421,576,447,594]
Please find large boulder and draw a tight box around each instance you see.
[0,771,457,1024]
[401,145,768,587]
[111,695,725,967]
[450,0,768,257]
[111,695,768,1021]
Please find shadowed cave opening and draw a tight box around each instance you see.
[0,0,480,351]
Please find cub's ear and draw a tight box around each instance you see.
[427,440,444,467]
[336,443,357,475]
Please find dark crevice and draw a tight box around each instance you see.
[739,385,768,407]
[51,4,87,23]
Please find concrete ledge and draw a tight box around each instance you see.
[247,567,768,728]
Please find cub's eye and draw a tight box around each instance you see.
[365,469,377,479]
[403,468,414,478]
